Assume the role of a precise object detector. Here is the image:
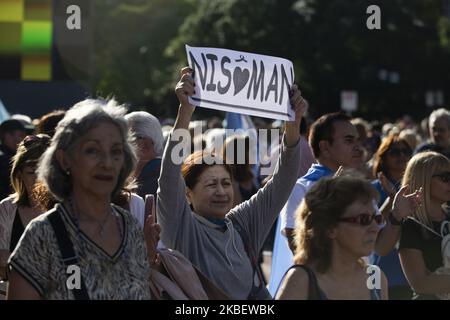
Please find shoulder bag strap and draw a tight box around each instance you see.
[47,209,90,300]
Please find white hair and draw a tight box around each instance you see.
[37,99,136,201]
[125,111,164,156]
[429,108,450,129]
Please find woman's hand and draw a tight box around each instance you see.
[143,197,161,268]
[378,172,397,198]
[174,67,196,120]
[285,84,308,147]
[391,185,423,221]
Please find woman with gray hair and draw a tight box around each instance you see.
[125,111,164,200]
[6,99,151,300]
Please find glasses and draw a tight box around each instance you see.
[387,147,412,158]
[433,172,450,183]
[338,213,384,226]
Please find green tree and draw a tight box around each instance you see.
[167,0,450,121]
[92,0,195,117]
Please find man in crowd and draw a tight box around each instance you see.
[415,108,450,159]
[269,112,415,295]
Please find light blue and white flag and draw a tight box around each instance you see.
[0,98,10,123]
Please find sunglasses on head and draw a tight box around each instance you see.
[433,172,450,183]
[387,147,412,158]
[338,213,384,226]
[23,135,50,148]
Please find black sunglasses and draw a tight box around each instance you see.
[433,172,450,183]
[387,147,412,158]
[338,213,384,226]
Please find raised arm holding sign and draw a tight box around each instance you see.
[186,45,296,121]
[155,66,307,299]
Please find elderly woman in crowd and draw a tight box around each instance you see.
[0,134,50,280]
[7,99,151,300]
[275,175,389,300]
[399,151,450,299]
[125,111,164,200]
[156,67,307,299]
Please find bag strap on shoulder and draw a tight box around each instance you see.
[47,208,90,300]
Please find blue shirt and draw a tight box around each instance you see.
[370,177,408,288]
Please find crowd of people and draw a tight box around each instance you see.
[0,67,449,300]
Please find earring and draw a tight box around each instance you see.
[65,169,71,176]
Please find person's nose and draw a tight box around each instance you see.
[99,151,114,168]
[215,184,227,196]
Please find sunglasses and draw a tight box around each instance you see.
[387,147,412,158]
[23,135,50,148]
[433,172,450,183]
[338,213,384,226]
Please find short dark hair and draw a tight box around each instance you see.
[0,119,26,140]
[308,112,351,159]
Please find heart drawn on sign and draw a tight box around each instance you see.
[233,67,250,95]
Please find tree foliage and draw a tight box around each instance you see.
[92,0,450,121]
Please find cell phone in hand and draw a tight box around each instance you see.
[145,194,155,223]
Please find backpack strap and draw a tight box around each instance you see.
[228,216,271,299]
[47,208,90,300]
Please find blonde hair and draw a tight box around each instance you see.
[10,134,50,206]
[402,151,450,231]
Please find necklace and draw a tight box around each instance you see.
[69,197,112,238]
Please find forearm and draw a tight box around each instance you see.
[231,135,300,249]
[157,136,190,233]
[374,222,401,256]
[284,122,300,148]
[409,273,450,295]
[173,104,194,130]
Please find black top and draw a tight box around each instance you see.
[0,144,15,200]
[9,208,25,252]
[414,142,450,160]
[399,216,450,273]
[136,158,161,200]
[277,264,381,300]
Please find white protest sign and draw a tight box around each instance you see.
[185,45,295,121]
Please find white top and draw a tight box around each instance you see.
[129,193,145,228]
[280,178,316,230]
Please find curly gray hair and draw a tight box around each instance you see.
[37,99,136,201]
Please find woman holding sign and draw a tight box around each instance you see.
[157,67,307,299]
